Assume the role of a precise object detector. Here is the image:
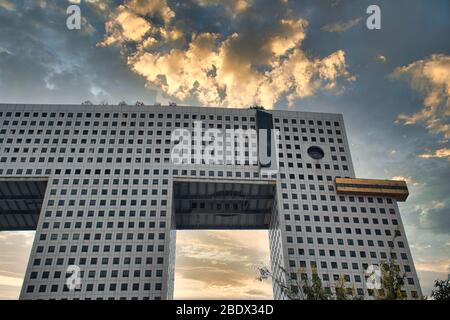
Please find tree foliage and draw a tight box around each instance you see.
[374,259,405,300]
[257,265,360,300]
[301,268,332,300]
[335,275,349,300]
[256,233,416,300]
[373,232,406,300]
[431,280,450,300]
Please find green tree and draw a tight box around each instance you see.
[375,259,405,300]
[301,268,331,300]
[335,275,349,300]
[334,275,364,300]
[431,279,450,300]
[257,265,331,300]
[374,232,406,300]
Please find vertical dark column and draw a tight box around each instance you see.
[256,110,275,169]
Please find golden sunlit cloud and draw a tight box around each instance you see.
[418,148,450,160]
[174,231,272,299]
[0,275,23,288]
[0,0,15,11]
[0,232,35,300]
[126,0,175,23]
[392,54,450,139]
[391,175,422,187]
[415,259,450,273]
[99,0,354,108]
[100,5,153,45]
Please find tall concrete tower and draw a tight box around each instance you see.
[0,104,421,299]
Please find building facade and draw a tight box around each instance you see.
[0,104,422,299]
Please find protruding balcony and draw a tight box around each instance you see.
[335,177,409,201]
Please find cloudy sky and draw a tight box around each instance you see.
[0,0,449,299]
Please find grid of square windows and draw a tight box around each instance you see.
[0,105,421,300]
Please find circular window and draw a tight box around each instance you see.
[307,146,325,160]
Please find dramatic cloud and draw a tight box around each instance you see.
[415,259,450,273]
[409,200,450,235]
[392,54,450,139]
[0,0,15,11]
[100,0,354,108]
[1,0,449,300]
[322,17,362,33]
[0,232,34,299]
[175,231,272,299]
[127,0,175,22]
[391,175,422,187]
[100,5,153,45]
[418,148,450,160]
[98,0,179,47]
[0,1,156,105]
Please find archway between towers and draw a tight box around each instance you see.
[170,179,284,300]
